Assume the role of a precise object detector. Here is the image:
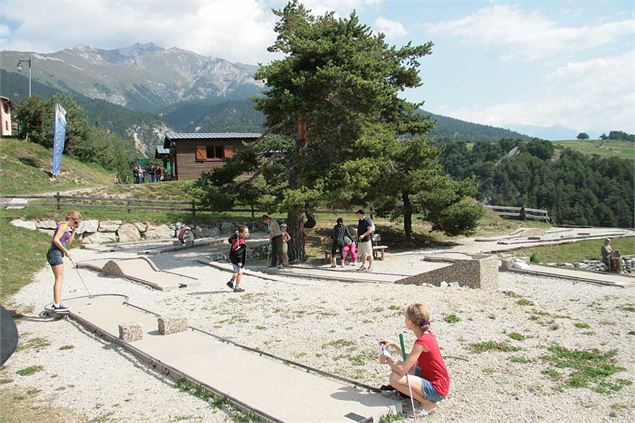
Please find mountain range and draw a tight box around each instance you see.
[0,43,531,155]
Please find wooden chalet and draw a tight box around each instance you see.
[163,132,261,180]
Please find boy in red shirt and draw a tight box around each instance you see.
[380,303,450,417]
[227,225,249,293]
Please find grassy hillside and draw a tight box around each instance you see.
[0,138,113,194]
[553,139,634,160]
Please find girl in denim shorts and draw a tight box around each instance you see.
[380,303,450,417]
[47,211,81,312]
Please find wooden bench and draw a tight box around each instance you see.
[323,233,388,263]
[372,233,388,260]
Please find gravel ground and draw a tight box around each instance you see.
[2,245,634,423]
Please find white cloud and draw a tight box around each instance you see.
[0,0,278,64]
[438,51,635,134]
[374,17,407,39]
[425,4,635,61]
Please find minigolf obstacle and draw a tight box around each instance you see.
[396,254,500,290]
[61,295,401,421]
[79,256,199,291]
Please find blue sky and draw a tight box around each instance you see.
[1,0,633,137]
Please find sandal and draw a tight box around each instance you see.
[407,406,437,418]
[330,264,336,268]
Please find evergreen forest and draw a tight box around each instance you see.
[438,138,634,227]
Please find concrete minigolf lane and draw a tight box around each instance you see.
[64,295,401,422]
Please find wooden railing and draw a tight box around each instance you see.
[484,204,551,222]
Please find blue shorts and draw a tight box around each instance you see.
[415,367,445,402]
[47,248,64,266]
[231,263,244,273]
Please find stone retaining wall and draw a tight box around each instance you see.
[9,218,267,244]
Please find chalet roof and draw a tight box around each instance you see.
[163,132,262,148]
[165,132,261,140]
[0,96,18,109]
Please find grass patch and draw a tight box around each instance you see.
[510,355,533,364]
[574,323,591,329]
[516,298,534,306]
[444,314,460,324]
[469,341,521,353]
[322,339,356,349]
[16,337,50,352]
[552,139,635,160]
[541,345,627,392]
[0,213,53,302]
[379,412,404,422]
[617,303,635,313]
[0,386,88,423]
[474,213,550,237]
[59,345,74,350]
[16,365,43,376]
[512,236,635,264]
[175,378,258,422]
[507,332,526,341]
[0,139,113,194]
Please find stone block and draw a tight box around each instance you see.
[83,232,117,244]
[145,224,173,239]
[133,222,148,233]
[220,222,235,234]
[158,315,189,335]
[99,220,122,232]
[36,220,58,229]
[194,225,220,238]
[117,223,141,242]
[118,322,143,342]
[10,219,36,231]
[77,219,99,234]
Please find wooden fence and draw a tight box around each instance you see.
[0,193,338,217]
[1,194,551,223]
[0,193,201,215]
[484,204,551,222]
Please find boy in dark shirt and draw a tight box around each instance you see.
[227,225,249,293]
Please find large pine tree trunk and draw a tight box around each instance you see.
[403,191,413,242]
[286,113,308,262]
[287,211,305,262]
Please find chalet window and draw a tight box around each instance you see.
[205,145,225,160]
[196,146,206,162]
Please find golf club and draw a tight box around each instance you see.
[399,333,418,421]
[68,256,93,298]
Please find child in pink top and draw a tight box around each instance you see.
[342,239,358,265]
[380,303,450,417]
